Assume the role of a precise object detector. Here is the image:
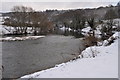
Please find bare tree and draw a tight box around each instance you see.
[3,6,53,35]
[87,17,96,36]
[30,12,53,35]
[3,6,34,35]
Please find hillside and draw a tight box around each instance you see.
[2,6,119,20]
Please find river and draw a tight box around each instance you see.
[1,35,85,78]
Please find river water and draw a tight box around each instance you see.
[1,35,85,78]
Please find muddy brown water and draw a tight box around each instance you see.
[1,35,85,78]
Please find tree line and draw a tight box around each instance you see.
[2,2,120,37]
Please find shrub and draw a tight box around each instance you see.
[84,35,98,47]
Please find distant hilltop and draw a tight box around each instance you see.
[1,5,119,20]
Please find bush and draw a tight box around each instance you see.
[84,35,98,47]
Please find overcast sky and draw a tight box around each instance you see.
[1,0,120,12]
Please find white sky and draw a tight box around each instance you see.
[1,0,120,12]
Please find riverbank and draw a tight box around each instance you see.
[0,36,45,41]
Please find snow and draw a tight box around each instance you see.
[82,27,91,33]
[0,36,45,41]
[0,17,34,35]
[60,27,72,31]
[21,32,119,78]
[112,32,119,38]
[81,19,120,38]
[0,17,13,35]
[59,27,66,31]
[81,26,101,38]
[113,19,120,24]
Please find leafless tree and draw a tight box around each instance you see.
[3,6,53,35]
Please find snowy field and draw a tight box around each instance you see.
[21,32,119,78]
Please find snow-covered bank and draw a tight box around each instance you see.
[21,32,119,78]
[0,36,45,41]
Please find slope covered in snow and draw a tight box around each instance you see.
[21,32,119,78]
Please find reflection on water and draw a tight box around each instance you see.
[55,29,84,38]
